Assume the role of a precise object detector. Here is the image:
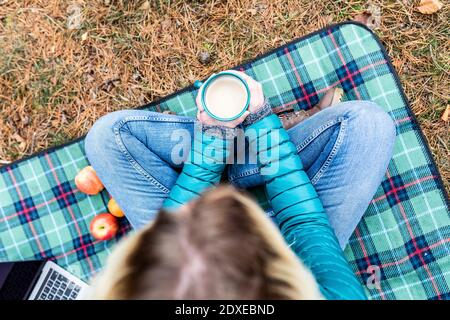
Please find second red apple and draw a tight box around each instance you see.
[90,213,119,241]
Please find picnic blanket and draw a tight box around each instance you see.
[0,22,449,300]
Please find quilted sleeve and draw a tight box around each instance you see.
[246,114,367,300]
[162,126,229,209]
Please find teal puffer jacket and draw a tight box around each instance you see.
[163,114,367,300]
[163,128,229,209]
[247,114,367,300]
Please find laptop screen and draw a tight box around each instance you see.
[0,263,14,288]
[0,261,45,300]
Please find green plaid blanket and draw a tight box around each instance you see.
[1,22,449,300]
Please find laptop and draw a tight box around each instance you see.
[0,260,90,300]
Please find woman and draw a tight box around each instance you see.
[84,71,396,299]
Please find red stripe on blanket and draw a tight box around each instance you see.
[385,170,442,299]
[284,48,313,109]
[273,60,387,113]
[50,225,130,261]
[355,228,386,300]
[6,167,47,258]
[371,175,436,204]
[328,30,362,100]
[44,153,95,274]
[0,189,79,223]
[356,237,450,273]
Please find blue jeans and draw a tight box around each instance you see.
[85,101,396,248]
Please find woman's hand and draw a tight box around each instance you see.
[226,70,265,114]
[196,97,249,128]
[196,70,265,128]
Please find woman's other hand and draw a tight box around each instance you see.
[196,70,265,128]
[226,70,265,114]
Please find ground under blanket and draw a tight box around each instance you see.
[0,22,449,300]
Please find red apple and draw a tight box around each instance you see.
[75,166,104,195]
[90,213,119,241]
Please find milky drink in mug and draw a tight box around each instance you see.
[196,72,251,121]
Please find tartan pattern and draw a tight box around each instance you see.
[0,22,449,299]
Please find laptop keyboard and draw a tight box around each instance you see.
[36,268,82,300]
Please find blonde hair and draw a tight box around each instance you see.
[88,186,323,300]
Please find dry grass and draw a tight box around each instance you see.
[0,0,448,191]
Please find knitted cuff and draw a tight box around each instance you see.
[242,100,273,127]
[200,124,239,140]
